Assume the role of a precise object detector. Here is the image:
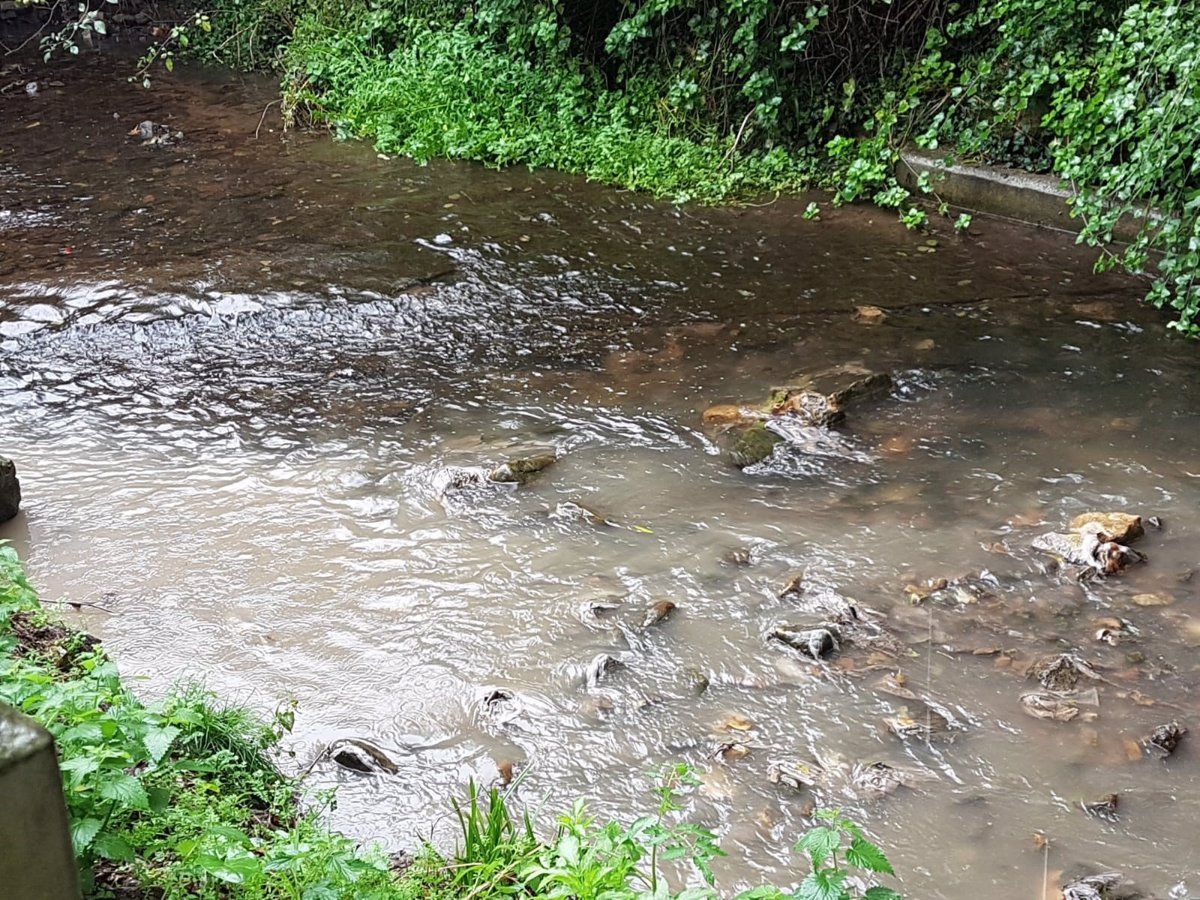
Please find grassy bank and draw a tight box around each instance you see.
[279,0,1199,332]
[0,544,903,899]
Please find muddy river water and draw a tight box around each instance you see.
[3,54,1200,898]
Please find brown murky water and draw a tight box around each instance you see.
[3,53,1200,899]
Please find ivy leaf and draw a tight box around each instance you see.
[98,773,149,810]
[847,836,894,875]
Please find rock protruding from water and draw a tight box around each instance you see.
[327,738,400,775]
[702,364,893,469]
[0,457,20,523]
[1067,511,1144,544]
[1033,511,1146,577]
[489,453,557,484]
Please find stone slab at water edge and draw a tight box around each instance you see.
[0,457,19,523]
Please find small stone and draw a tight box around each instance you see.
[1132,593,1174,607]
[914,338,935,351]
[854,305,887,324]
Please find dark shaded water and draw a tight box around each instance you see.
[3,53,1200,898]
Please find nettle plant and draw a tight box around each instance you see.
[791,810,902,900]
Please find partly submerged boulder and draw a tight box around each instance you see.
[1032,528,1143,576]
[703,365,893,469]
[0,457,20,523]
[489,453,557,484]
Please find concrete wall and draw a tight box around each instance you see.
[0,703,81,900]
[896,149,1147,241]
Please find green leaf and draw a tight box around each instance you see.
[147,785,172,813]
[93,832,135,862]
[793,869,849,900]
[144,725,179,763]
[863,888,904,900]
[847,836,894,875]
[795,826,840,867]
[194,853,262,884]
[98,773,149,810]
[71,817,103,851]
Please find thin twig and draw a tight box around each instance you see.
[2,0,62,55]
[254,99,281,139]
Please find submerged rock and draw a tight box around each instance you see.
[768,758,824,791]
[728,423,782,468]
[1019,690,1097,723]
[328,738,399,775]
[701,404,768,428]
[1029,654,1101,692]
[550,500,615,527]
[769,623,841,659]
[641,600,676,628]
[849,761,919,800]
[578,599,620,627]
[1033,528,1143,576]
[0,457,20,523]
[1061,872,1128,900]
[705,365,893,469]
[1141,722,1187,758]
[583,652,623,688]
[1080,793,1120,822]
[883,704,955,740]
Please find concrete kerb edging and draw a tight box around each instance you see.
[896,148,1151,242]
[0,701,82,900]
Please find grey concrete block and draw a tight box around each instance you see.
[0,702,81,900]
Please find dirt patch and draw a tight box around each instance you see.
[92,859,163,900]
[8,610,100,669]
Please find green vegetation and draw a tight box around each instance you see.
[0,544,904,898]
[283,0,1198,332]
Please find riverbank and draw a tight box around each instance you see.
[0,545,455,898]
